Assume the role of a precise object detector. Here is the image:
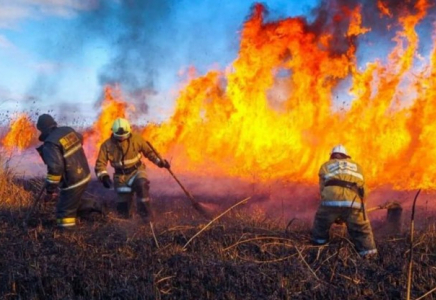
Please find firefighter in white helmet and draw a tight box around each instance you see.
[95,117,169,221]
[311,144,377,257]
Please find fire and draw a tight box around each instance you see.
[377,0,392,18]
[1,114,36,153]
[82,85,131,161]
[2,1,436,191]
[141,1,435,190]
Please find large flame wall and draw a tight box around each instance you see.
[2,1,436,190]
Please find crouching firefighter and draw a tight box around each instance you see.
[36,114,103,229]
[311,145,377,257]
[94,118,170,221]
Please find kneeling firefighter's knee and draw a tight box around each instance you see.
[135,178,150,198]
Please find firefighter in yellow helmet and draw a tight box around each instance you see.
[36,114,103,229]
[311,145,377,257]
[95,117,169,221]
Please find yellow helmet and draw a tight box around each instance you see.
[111,118,131,140]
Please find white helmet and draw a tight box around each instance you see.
[330,144,348,156]
[111,117,131,140]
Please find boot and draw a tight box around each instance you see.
[116,202,131,219]
[55,225,77,233]
[56,217,77,232]
[137,198,154,223]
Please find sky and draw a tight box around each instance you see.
[0,0,321,125]
[1,0,435,127]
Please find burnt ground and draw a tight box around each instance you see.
[0,179,435,299]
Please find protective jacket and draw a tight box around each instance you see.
[313,157,376,256]
[37,126,91,190]
[95,133,161,180]
[318,158,366,209]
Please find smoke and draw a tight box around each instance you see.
[23,1,328,122]
[23,0,242,121]
[84,1,173,96]
[148,170,320,224]
[309,0,436,57]
[21,0,436,123]
[147,170,435,232]
[23,1,171,117]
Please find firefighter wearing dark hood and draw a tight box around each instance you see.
[36,114,102,228]
[95,118,170,221]
[311,145,377,257]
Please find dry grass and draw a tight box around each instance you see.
[0,152,39,216]
[0,166,435,299]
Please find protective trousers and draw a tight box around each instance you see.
[56,182,102,228]
[311,206,377,256]
[115,172,152,222]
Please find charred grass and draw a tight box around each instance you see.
[0,176,435,299]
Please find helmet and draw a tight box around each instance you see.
[330,144,347,156]
[111,118,131,140]
[36,114,57,132]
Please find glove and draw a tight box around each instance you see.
[46,183,58,194]
[101,175,113,189]
[157,159,170,169]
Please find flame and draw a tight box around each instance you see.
[141,1,435,190]
[347,6,371,37]
[377,0,393,18]
[82,85,131,160]
[1,114,36,152]
[3,1,436,192]
[143,3,367,181]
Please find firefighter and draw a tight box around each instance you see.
[36,114,102,229]
[311,145,377,257]
[95,117,169,221]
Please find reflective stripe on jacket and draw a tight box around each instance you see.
[318,158,366,206]
[40,126,91,190]
[95,133,160,179]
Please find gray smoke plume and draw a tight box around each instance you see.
[26,0,175,116]
[309,0,436,55]
[26,0,243,120]
[85,1,173,96]
[24,0,435,122]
